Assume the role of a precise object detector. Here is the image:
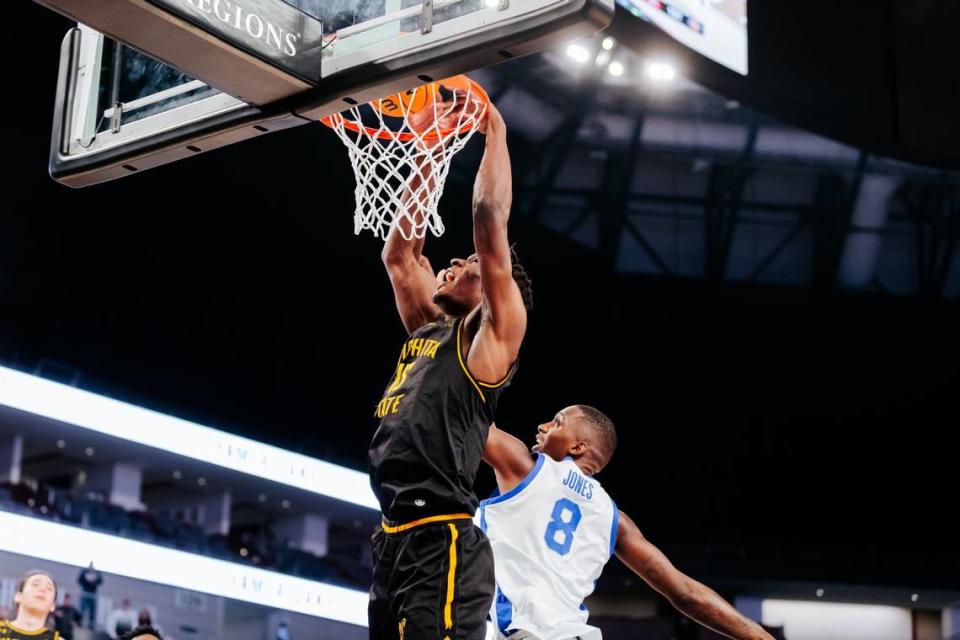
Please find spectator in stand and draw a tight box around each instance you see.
[135,610,162,638]
[118,626,162,640]
[105,600,137,639]
[77,563,103,630]
[274,619,291,640]
[53,594,81,640]
[1,570,59,639]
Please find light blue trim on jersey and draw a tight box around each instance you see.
[494,584,515,637]
[580,578,597,614]
[481,453,545,507]
[609,498,619,558]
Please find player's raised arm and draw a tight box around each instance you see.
[483,423,536,492]
[467,105,527,380]
[615,512,775,640]
[380,141,445,335]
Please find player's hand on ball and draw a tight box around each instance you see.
[407,99,439,137]
[478,103,503,136]
[409,94,469,151]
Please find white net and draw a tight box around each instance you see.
[322,76,489,240]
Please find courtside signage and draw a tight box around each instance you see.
[149,0,325,79]
[0,366,378,510]
[0,511,368,626]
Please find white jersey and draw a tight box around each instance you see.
[476,454,618,640]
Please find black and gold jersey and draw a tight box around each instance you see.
[369,317,515,523]
[0,621,59,640]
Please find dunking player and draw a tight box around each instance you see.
[479,407,775,640]
[368,99,533,640]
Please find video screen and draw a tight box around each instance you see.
[616,0,748,75]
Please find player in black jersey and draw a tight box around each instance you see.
[1,570,59,640]
[369,101,532,640]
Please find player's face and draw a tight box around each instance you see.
[15,574,56,614]
[432,254,482,315]
[532,408,580,460]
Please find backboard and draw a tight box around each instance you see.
[39,0,615,187]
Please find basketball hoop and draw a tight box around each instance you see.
[321,75,490,240]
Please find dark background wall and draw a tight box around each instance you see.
[3,2,958,591]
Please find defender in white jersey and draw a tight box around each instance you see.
[479,405,774,640]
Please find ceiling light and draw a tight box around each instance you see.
[646,61,676,82]
[602,37,615,50]
[84,447,95,457]
[566,43,590,63]
[608,61,625,77]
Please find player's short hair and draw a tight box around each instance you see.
[510,244,534,312]
[573,405,617,469]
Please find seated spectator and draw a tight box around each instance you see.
[104,600,137,639]
[1,570,59,639]
[53,594,82,640]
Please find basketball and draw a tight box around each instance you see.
[374,83,437,118]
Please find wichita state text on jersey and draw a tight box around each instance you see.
[369,318,515,523]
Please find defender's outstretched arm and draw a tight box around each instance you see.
[615,512,775,640]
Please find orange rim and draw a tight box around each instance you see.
[320,75,490,142]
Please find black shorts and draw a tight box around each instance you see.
[369,515,494,640]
